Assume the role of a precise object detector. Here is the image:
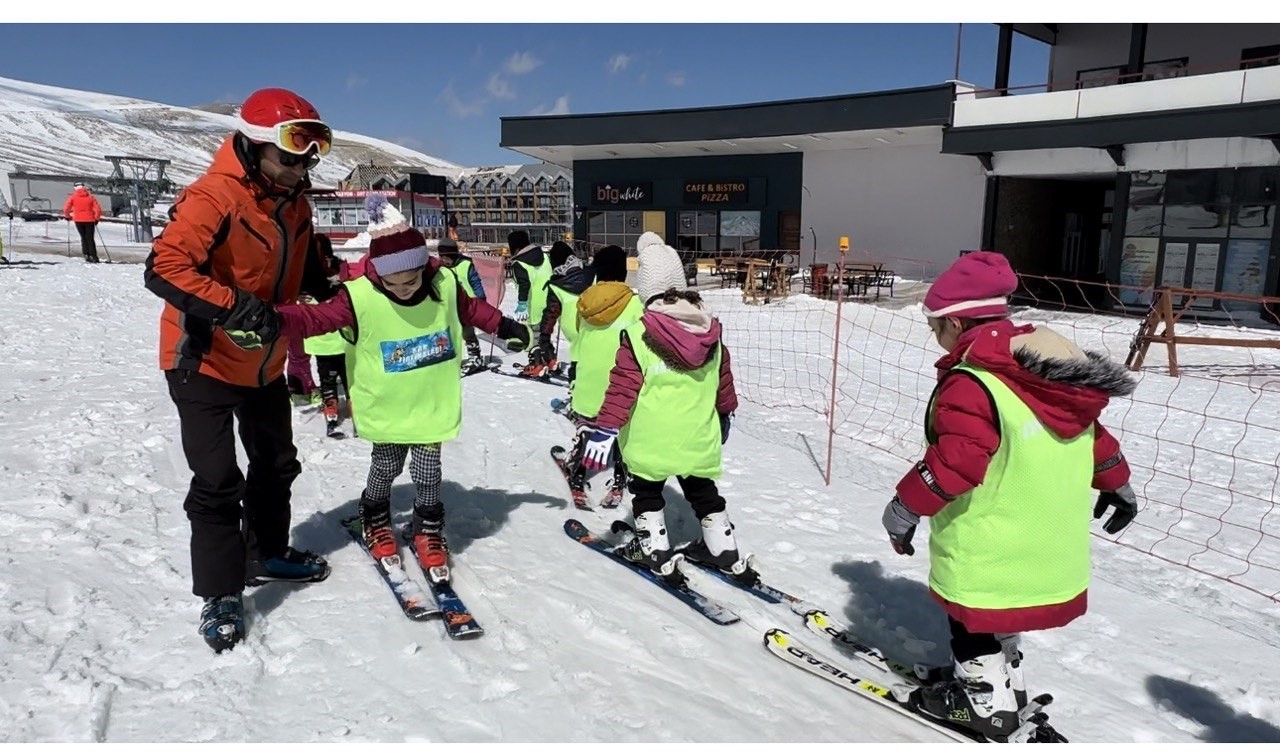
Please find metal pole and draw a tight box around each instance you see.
[824,240,850,486]
[65,219,71,257]
[954,23,963,81]
[96,224,112,263]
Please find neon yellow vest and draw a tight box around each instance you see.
[345,271,464,444]
[303,298,351,357]
[453,258,479,298]
[571,295,643,419]
[517,255,552,325]
[549,285,584,348]
[927,365,1094,611]
[618,321,723,482]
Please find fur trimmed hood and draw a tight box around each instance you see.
[939,319,1135,437]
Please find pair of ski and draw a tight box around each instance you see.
[550,446,623,510]
[489,362,571,387]
[764,618,1065,743]
[342,516,483,639]
[564,519,1065,743]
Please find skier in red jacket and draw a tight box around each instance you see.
[62,183,103,263]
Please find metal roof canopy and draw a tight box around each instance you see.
[1010,24,1058,45]
[501,84,955,167]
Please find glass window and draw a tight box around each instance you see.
[1233,168,1280,204]
[1128,172,1165,205]
[1231,205,1275,238]
[1165,170,1231,205]
[1125,205,1163,236]
[719,211,761,251]
[1164,204,1229,237]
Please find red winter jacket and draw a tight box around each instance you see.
[895,318,1135,632]
[595,300,739,431]
[62,187,102,223]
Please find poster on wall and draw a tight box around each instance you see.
[1161,242,1190,307]
[1221,239,1271,312]
[1189,242,1221,310]
[1119,237,1160,306]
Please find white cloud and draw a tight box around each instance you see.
[607,53,632,74]
[505,52,542,75]
[346,73,369,91]
[667,71,687,87]
[438,83,486,118]
[529,95,571,116]
[486,73,516,100]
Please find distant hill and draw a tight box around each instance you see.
[0,76,462,188]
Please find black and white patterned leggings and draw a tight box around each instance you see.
[364,442,445,530]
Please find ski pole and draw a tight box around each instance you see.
[95,224,112,263]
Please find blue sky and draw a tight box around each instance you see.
[2,24,1049,167]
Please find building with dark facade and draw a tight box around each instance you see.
[502,23,1280,320]
[501,85,975,263]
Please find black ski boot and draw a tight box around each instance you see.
[199,593,245,653]
[245,547,331,586]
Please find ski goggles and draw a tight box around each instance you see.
[240,118,333,157]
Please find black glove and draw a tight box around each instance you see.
[497,317,531,352]
[220,290,280,350]
[719,412,732,444]
[1094,483,1138,535]
[881,496,920,556]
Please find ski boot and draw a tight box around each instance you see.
[244,546,331,586]
[360,495,398,560]
[996,633,1028,709]
[679,510,759,585]
[461,342,487,375]
[323,397,344,437]
[600,464,626,509]
[411,515,451,585]
[615,510,681,581]
[199,593,245,653]
[913,652,1020,741]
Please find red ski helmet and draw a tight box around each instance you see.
[237,88,331,156]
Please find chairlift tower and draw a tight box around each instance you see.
[103,156,173,243]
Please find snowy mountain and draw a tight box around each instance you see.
[0,76,462,188]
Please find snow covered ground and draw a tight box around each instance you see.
[2,260,1280,742]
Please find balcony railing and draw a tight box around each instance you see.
[954,58,1280,128]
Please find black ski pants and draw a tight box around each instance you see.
[629,475,726,519]
[75,221,98,261]
[315,354,348,406]
[166,370,301,598]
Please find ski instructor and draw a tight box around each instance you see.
[144,88,338,652]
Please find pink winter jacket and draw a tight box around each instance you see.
[594,299,738,431]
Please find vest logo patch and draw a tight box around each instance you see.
[381,330,456,372]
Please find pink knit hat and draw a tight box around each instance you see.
[922,251,1017,319]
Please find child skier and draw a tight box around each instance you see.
[508,230,551,327]
[880,251,1138,740]
[581,238,744,580]
[525,241,594,378]
[301,293,352,437]
[436,238,489,373]
[278,196,530,582]
[555,245,635,506]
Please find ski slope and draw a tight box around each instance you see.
[1,260,1279,742]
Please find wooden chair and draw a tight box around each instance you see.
[805,264,831,298]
